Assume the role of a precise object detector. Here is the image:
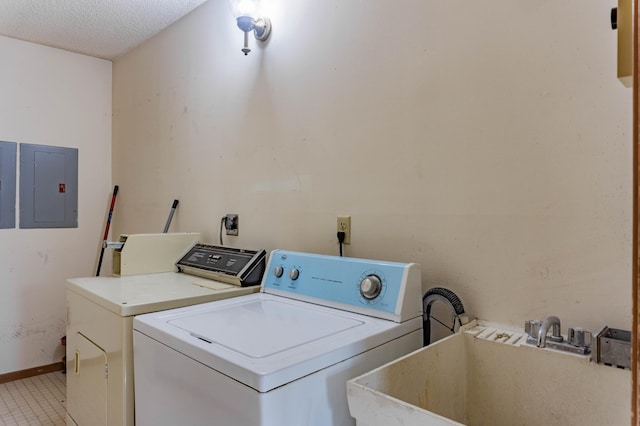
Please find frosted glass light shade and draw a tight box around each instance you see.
[229,0,259,19]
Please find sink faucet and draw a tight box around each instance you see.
[537,315,563,348]
[524,317,591,355]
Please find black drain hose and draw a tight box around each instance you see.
[423,287,466,346]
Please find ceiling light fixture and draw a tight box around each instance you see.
[229,0,272,56]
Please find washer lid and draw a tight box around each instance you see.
[168,298,363,358]
[134,293,420,392]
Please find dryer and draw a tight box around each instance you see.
[66,245,266,426]
[133,250,423,425]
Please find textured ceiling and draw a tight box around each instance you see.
[0,0,209,60]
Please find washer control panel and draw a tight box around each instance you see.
[262,250,422,322]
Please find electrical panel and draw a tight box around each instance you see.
[20,144,78,229]
[0,141,17,229]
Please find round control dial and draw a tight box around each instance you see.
[273,266,284,278]
[289,269,300,280]
[359,275,382,300]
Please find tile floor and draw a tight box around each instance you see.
[0,372,66,425]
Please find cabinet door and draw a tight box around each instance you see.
[67,332,108,425]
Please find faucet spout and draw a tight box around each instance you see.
[537,315,562,348]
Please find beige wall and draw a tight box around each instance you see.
[0,36,112,373]
[113,0,632,333]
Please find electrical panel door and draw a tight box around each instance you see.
[0,141,17,229]
[20,144,78,228]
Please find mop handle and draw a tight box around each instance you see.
[96,185,119,276]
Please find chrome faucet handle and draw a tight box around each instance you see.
[568,327,592,348]
[524,320,541,339]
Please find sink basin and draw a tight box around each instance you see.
[347,323,630,426]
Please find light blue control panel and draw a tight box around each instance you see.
[262,250,417,318]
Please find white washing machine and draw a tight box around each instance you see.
[133,250,423,426]
[66,245,266,426]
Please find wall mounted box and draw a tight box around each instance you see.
[616,0,632,87]
[0,141,17,229]
[20,144,78,229]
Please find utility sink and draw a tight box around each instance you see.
[347,323,630,426]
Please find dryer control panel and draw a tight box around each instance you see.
[262,250,422,323]
[177,244,266,287]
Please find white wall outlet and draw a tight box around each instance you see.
[337,216,351,245]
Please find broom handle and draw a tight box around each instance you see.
[163,199,179,233]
